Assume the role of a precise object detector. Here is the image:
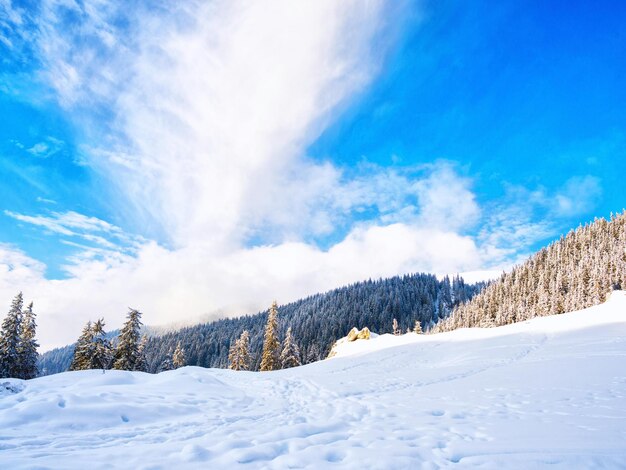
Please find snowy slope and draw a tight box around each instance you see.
[2,292,626,469]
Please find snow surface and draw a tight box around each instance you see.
[2,292,626,469]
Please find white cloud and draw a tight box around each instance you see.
[412,162,480,231]
[25,137,64,158]
[0,244,46,290]
[553,175,602,218]
[0,217,496,351]
[4,210,144,250]
[36,197,57,205]
[32,0,405,249]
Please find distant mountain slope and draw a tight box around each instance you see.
[434,211,626,332]
[38,344,74,376]
[39,273,483,374]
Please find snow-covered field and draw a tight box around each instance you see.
[2,293,626,469]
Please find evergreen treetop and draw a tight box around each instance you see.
[113,309,143,371]
[229,330,251,371]
[134,335,149,372]
[172,341,185,369]
[260,301,281,371]
[69,321,94,371]
[90,319,113,370]
[0,292,24,378]
[18,302,39,379]
[280,327,301,369]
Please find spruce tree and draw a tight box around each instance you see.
[280,327,301,369]
[0,293,24,378]
[413,320,423,334]
[70,321,94,371]
[134,335,149,372]
[260,301,280,371]
[304,343,321,364]
[113,309,143,371]
[18,302,39,379]
[158,350,173,373]
[172,341,185,369]
[90,319,113,370]
[392,318,400,336]
[229,330,251,371]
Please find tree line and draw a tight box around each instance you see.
[68,309,186,373]
[229,301,302,371]
[39,273,482,375]
[433,211,626,332]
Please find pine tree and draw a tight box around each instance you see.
[18,302,39,379]
[413,320,422,334]
[134,335,149,372]
[70,321,94,371]
[304,343,321,364]
[280,327,301,369]
[172,341,185,369]
[392,318,400,336]
[229,330,251,371]
[158,349,173,373]
[90,319,113,370]
[0,293,24,378]
[113,309,143,371]
[260,301,281,371]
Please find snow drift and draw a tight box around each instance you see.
[1,292,626,468]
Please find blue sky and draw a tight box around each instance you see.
[310,0,625,229]
[0,0,624,347]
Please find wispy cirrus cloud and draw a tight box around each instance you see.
[25,137,64,158]
[4,210,145,253]
[553,175,602,218]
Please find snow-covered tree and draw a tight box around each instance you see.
[134,335,149,372]
[172,341,185,369]
[392,318,400,336]
[113,309,143,371]
[90,319,113,370]
[70,321,94,371]
[229,330,251,371]
[260,301,280,371]
[413,320,422,334]
[280,327,301,369]
[0,293,23,378]
[304,343,321,365]
[158,349,173,373]
[18,302,39,379]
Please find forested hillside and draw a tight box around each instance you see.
[433,211,626,332]
[39,273,482,374]
[38,344,74,376]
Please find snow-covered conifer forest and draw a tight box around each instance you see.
[39,273,482,374]
[434,211,626,331]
